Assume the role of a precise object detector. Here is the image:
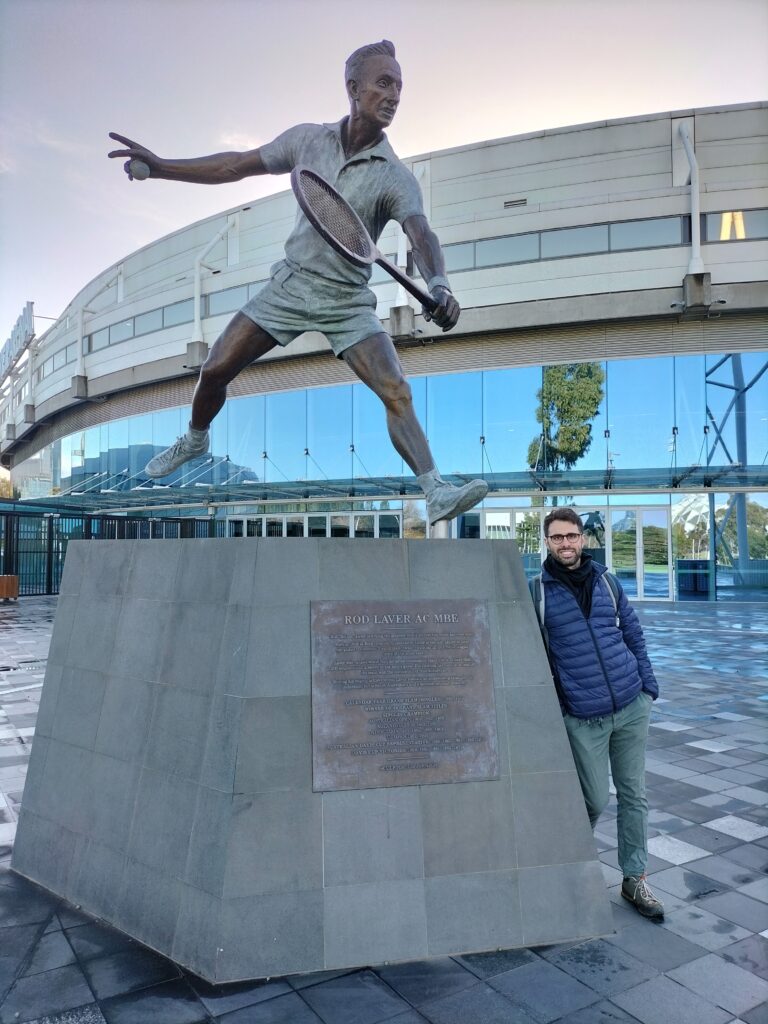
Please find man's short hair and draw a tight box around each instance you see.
[543,507,583,538]
[345,40,397,85]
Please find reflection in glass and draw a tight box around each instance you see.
[285,516,304,537]
[266,518,283,537]
[227,394,265,481]
[208,286,248,316]
[352,382,402,479]
[641,509,669,598]
[611,510,637,596]
[607,358,673,471]
[163,300,194,326]
[353,514,374,537]
[610,218,681,250]
[458,513,480,539]
[485,512,512,539]
[135,309,163,336]
[528,364,605,472]
[482,366,541,473]
[307,385,352,480]
[541,225,608,258]
[229,520,243,537]
[442,242,475,272]
[330,515,350,537]
[307,515,327,537]
[427,372,482,477]
[378,514,400,538]
[705,209,768,241]
[476,233,539,266]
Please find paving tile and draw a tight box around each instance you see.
[721,842,768,873]
[79,947,181,1000]
[647,835,711,865]
[605,917,708,970]
[663,905,751,950]
[187,974,292,1015]
[611,974,732,1024]
[216,991,324,1023]
[742,1000,768,1024]
[21,930,76,976]
[488,958,599,1022]
[0,963,94,1024]
[24,1007,107,1024]
[543,938,657,994]
[299,970,411,1024]
[741,878,768,904]
[720,934,768,981]
[648,866,729,902]
[671,825,743,854]
[703,817,768,842]
[697,891,768,932]
[454,947,541,979]
[0,883,59,928]
[376,958,477,1006]
[98,978,208,1024]
[549,1003,641,1024]
[686,853,762,888]
[668,952,768,1015]
[63,923,138,962]
[419,981,539,1024]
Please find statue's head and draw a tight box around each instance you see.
[345,40,401,128]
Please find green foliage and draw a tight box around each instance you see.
[527,363,605,471]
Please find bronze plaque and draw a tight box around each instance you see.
[311,599,498,792]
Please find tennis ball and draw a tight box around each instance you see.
[129,159,151,180]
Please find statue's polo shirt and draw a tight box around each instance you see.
[259,117,424,289]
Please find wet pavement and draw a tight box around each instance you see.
[0,596,766,1024]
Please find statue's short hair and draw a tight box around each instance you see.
[345,40,397,85]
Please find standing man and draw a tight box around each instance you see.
[108,40,488,526]
[531,507,664,919]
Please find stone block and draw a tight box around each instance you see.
[425,870,523,955]
[14,538,609,983]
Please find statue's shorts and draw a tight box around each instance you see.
[240,261,382,358]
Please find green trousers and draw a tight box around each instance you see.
[563,691,653,879]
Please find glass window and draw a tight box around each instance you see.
[285,516,304,537]
[307,385,352,481]
[378,513,400,538]
[246,519,263,537]
[441,242,475,273]
[134,309,163,335]
[109,319,134,344]
[482,365,545,474]
[610,217,681,250]
[532,363,607,473]
[476,233,539,266]
[207,285,249,317]
[706,209,768,241]
[352,382,403,478]
[90,328,109,351]
[706,352,768,467]
[265,390,306,483]
[330,515,350,537]
[353,514,374,537]
[459,513,480,538]
[266,517,283,537]
[307,515,328,537]
[606,357,674,470]
[673,355,706,471]
[227,393,265,482]
[228,520,244,537]
[163,299,194,326]
[541,224,608,259]
[66,342,78,363]
[426,371,482,478]
[52,349,67,371]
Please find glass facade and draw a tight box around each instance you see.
[11,348,768,601]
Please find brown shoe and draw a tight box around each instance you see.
[622,875,664,919]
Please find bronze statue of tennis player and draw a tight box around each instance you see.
[109,40,488,524]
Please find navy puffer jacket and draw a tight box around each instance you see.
[542,561,659,719]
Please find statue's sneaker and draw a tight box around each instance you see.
[427,479,488,525]
[145,432,209,479]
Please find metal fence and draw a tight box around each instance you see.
[0,511,226,595]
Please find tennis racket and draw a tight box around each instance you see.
[290,166,438,314]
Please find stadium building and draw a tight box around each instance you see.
[1,102,766,600]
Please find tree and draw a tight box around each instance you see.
[527,363,605,472]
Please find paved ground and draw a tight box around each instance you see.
[0,596,766,1024]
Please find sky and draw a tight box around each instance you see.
[1,0,767,343]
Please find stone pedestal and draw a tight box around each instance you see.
[13,538,611,983]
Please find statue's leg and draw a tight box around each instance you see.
[191,312,278,430]
[342,331,489,525]
[342,331,434,476]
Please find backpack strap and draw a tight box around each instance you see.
[601,571,621,628]
[528,573,549,650]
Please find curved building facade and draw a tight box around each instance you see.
[2,102,767,599]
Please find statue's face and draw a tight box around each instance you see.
[349,55,402,128]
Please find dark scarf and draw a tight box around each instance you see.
[544,549,595,619]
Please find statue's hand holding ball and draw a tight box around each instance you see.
[128,159,151,180]
[107,132,157,181]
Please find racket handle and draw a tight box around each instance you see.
[376,256,439,314]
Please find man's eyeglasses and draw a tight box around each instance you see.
[547,532,582,544]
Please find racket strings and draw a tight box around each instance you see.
[299,172,371,260]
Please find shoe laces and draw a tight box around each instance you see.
[633,876,659,903]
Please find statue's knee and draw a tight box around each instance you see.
[384,376,412,411]
[199,358,228,390]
